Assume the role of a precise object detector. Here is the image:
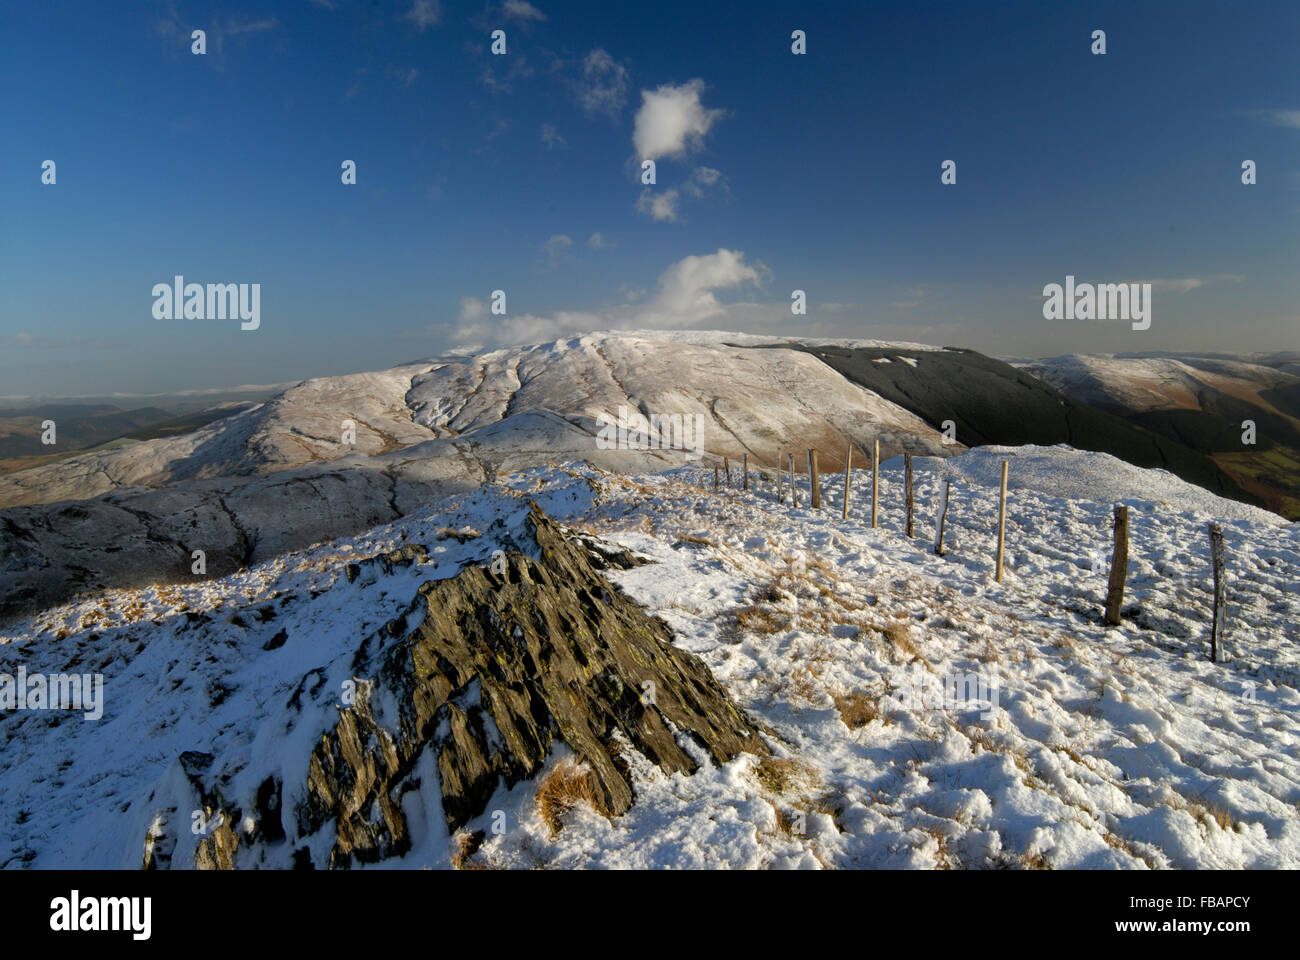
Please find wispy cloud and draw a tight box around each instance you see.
[1151,275,1244,294]
[637,167,723,222]
[401,0,442,31]
[503,0,546,21]
[540,123,566,150]
[226,18,277,36]
[573,49,629,119]
[1252,108,1300,128]
[539,234,573,269]
[637,188,680,222]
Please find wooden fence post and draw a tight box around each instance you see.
[843,442,852,521]
[1208,522,1226,663]
[724,456,731,487]
[809,450,821,509]
[935,480,951,556]
[788,453,798,508]
[743,453,749,492]
[1104,505,1129,626]
[872,439,880,529]
[776,448,783,503]
[713,465,718,490]
[904,453,914,538]
[996,460,1008,581]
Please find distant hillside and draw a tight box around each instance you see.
[1022,353,1300,519]
[771,344,1268,512]
[0,404,175,459]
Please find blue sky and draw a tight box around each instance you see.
[2,0,1297,396]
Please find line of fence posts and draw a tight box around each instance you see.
[708,447,1230,668]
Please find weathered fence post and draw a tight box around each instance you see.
[1208,522,1226,663]
[724,456,731,487]
[809,450,821,509]
[935,480,951,556]
[743,453,749,492]
[1104,505,1129,626]
[713,465,719,490]
[872,439,880,529]
[904,453,914,538]
[776,447,783,503]
[788,453,798,508]
[996,460,1008,581]
[843,442,852,521]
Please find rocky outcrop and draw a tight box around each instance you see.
[142,505,767,868]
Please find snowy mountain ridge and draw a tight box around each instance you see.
[3,445,1296,869]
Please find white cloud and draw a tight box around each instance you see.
[458,296,488,325]
[402,0,442,30]
[633,79,722,161]
[641,249,763,324]
[540,123,566,149]
[452,248,766,347]
[575,49,629,118]
[503,0,546,21]
[586,232,608,250]
[637,188,680,222]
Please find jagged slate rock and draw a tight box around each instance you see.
[292,503,766,867]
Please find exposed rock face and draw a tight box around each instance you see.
[143,505,766,869]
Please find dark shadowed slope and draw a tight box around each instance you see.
[767,344,1266,511]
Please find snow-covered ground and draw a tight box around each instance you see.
[1,444,1296,869]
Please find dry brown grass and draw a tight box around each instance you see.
[833,690,885,729]
[884,618,924,662]
[734,605,789,635]
[535,758,603,836]
[1176,789,1235,832]
[754,756,813,796]
[919,825,957,869]
[675,532,717,548]
[450,829,491,869]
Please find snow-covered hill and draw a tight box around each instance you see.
[1019,353,1300,415]
[0,331,950,510]
[3,446,1295,869]
[0,332,960,620]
